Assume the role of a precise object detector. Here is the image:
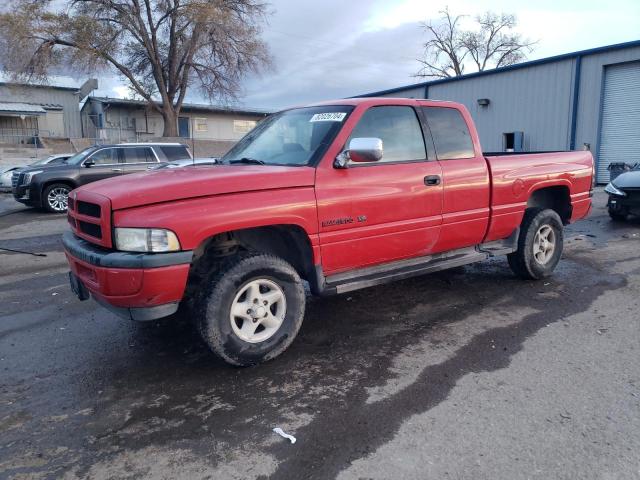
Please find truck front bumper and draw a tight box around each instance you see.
[62,231,193,321]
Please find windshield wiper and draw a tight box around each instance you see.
[228,157,265,165]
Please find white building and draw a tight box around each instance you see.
[81,97,270,155]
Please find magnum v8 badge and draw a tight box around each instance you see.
[321,215,367,227]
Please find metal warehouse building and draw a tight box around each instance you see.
[357,40,640,183]
[0,80,96,140]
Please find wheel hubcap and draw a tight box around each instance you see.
[48,187,69,212]
[230,278,286,343]
[533,225,556,265]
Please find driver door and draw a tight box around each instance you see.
[80,147,123,186]
[315,105,443,275]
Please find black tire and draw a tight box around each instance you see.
[608,208,628,222]
[508,208,564,280]
[42,183,71,213]
[196,253,305,366]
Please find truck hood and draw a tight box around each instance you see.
[76,165,316,210]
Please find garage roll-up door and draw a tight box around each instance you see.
[597,61,640,183]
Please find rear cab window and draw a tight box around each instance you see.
[422,107,475,160]
[348,106,427,163]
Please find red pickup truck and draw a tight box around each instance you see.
[63,98,593,365]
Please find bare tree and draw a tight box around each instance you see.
[416,8,535,79]
[0,0,271,136]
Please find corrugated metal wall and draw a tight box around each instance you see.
[379,60,575,152]
[0,85,81,138]
[370,45,640,179]
[573,45,640,176]
[596,61,640,182]
[378,86,426,99]
[427,60,575,152]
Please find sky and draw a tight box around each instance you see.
[10,0,640,111]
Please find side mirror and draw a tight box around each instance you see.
[84,160,95,168]
[334,137,383,168]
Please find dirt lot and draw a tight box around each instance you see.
[1,190,639,480]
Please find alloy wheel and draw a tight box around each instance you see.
[47,187,69,212]
[532,224,556,265]
[229,278,287,343]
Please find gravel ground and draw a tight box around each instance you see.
[0,190,639,480]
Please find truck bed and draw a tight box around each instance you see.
[483,151,594,242]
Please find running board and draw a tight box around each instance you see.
[325,247,488,295]
[316,229,520,296]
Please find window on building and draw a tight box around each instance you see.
[348,106,426,163]
[503,131,524,152]
[195,118,208,132]
[234,119,257,134]
[423,107,475,160]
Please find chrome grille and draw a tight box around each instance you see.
[11,171,21,189]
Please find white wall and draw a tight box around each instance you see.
[100,106,265,141]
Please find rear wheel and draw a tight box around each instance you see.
[196,253,305,366]
[43,183,70,213]
[508,208,564,280]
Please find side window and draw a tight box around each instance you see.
[423,107,475,160]
[122,147,156,163]
[348,106,426,163]
[88,148,118,165]
[159,145,191,161]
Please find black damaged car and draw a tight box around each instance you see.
[605,166,640,221]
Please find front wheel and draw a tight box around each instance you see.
[196,253,305,366]
[508,208,564,280]
[42,183,71,213]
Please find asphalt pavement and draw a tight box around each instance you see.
[1,190,639,480]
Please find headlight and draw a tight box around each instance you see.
[114,228,181,252]
[22,170,43,185]
[604,182,626,197]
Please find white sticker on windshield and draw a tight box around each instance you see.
[310,112,347,122]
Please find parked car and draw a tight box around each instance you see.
[148,157,219,169]
[12,143,191,212]
[0,153,73,192]
[605,164,640,221]
[63,98,594,366]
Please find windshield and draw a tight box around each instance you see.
[65,146,100,165]
[221,105,353,166]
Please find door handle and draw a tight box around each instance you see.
[111,168,123,172]
[424,175,441,186]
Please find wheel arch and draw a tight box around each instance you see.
[41,178,77,194]
[187,224,319,298]
[526,184,572,224]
